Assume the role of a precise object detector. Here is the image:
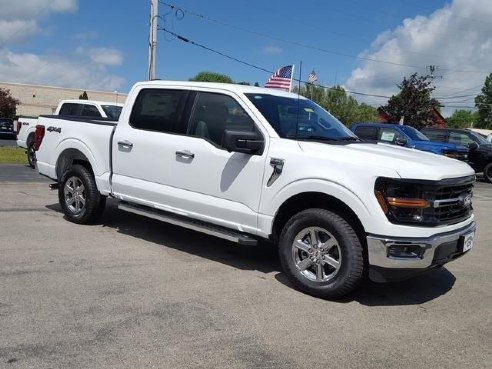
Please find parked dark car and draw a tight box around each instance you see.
[421,128,492,182]
[0,118,16,139]
[351,123,469,160]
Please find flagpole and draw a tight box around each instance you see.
[289,64,295,93]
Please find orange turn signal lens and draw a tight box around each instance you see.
[375,191,389,214]
[386,197,430,208]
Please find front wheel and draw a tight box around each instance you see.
[58,164,106,224]
[483,162,492,183]
[278,208,364,299]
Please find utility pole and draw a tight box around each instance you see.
[148,0,158,80]
[427,65,442,80]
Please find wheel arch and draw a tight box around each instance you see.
[271,192,367,252]
[26,131,35,145]
[56,148,94,181]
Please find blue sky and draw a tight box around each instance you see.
[1,0,491,116]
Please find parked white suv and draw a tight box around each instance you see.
[34,81,476,299]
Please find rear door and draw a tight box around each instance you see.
[111,87,190,206]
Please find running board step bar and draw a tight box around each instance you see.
[118,202,258,246]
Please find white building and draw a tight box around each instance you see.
[0,82,127,117]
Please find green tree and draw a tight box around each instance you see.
[294,84,378,126]
[190,72,233,84]
[474,73,492,128]
[446,110,478,128]
[79,91,88,100]
[0,88,20,118]
[380,73,440,129]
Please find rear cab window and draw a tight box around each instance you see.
[129,88,188,133]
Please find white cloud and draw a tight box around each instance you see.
[0,0,77,19]
[263,46,283,54]
[0,20,39,44]
[0,0,125,92]
[88,48,123,66]
[0,50,125,91]
[344,0,492,116]
[0,0,77,46]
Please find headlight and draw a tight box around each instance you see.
[375,176,474,226]
[374,178,430,224]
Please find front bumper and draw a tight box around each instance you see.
[367,221,476,282]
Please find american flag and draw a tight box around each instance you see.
[308,70,318,83]
[265,65,293,91]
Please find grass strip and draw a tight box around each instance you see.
[0,147,27,164]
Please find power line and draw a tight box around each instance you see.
[159,1,491,74]
[159,27,491,108]
[159,27,393,100]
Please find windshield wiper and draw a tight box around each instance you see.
[296,135,340,142]
[340,137,359,141]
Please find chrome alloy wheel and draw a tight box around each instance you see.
[292,227,342,282]
[64,176,86,214]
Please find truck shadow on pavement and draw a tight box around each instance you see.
[47,200,457,306]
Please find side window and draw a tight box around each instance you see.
[379,128,403,144]
[58,103,79,116]
[353,126,378,140]
[81,104,102,118]
[423,130,447,142]
[449,132,473,146]
[129,89,187,133]
[188,92,256,147]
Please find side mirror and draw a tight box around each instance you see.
[395,137,408,146]
[222,130,265,155]
[468,142,479,150]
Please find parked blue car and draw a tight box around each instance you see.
[351,123,468,161]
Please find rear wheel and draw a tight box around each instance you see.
[27,142,36,169]
[58,164,106,224]
[278,208,364,299]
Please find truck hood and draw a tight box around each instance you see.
[412,140,467,152]
[298,141,474,180]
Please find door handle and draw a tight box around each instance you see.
[175,150,195,160]
[118,140,133,149]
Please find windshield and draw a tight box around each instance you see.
[468,131,489,145]
[399,125,429,141]
[101,105,123,120]
[245,93,357,141]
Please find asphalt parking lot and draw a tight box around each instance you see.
[0,138,17,147]
[0,164,491,369]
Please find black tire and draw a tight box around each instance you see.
[483,162,492,183]
[278,208,364,299]
[27,141,36,169]
[58,164,106,224]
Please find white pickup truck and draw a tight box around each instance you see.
[17,99,123,168]
[34,81,476,299]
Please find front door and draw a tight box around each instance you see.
[167,91,268,234]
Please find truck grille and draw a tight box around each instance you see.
[424,176,474,225]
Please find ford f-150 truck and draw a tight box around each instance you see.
[34,81,476,299]
[17,99,123,168]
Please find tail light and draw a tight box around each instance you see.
[34,125,45,151]
[16,121,22,134]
